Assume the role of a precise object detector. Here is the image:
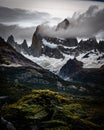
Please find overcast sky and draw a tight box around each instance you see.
[0,0,104,18]
[0,0,104,45]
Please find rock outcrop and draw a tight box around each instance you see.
[40,37,78,58]
[0,37,41,67]
[59,56,104,87]
[7,35,16,48]
[56,19,70,31]
[63,38,78,47]
[59,58,83,78]
[98,40,104,53]
[7,35,29,54]
[71,66,104,86]
[78,37,98,52]
[7,35,21,52]
[20,39,28,54]
[31,26,42,57]
[0,96,16,130]
[42,45,64,59]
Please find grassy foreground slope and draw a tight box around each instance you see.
[2,90,104,130]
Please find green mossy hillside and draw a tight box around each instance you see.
[2,90,103,130]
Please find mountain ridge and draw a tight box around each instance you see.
[0,37,69,92]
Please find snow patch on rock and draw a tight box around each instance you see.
[42,39,58,49]
[77,51,104,68]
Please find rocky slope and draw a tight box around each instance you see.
[4,19,104,86]
[7,35,29,54]
[0,37,68,92]
[2,36,104,97]
[59,58,83,78]
[59,58,104,87]
[71,65,104,86]
[56,18,70,31]
[0,18,104,130]
[0,37,41,67]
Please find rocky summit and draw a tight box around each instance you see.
[59,58,83,78]
[56,18,70,31]
[59,56,104,89]
[20,39,29,54]
[30,26,42,57]
[0,37,40,67]
[5,19,104,64]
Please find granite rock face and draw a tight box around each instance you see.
[59,58,83,78]
[7,35,29,54]
[56,19,70,31]
[78,37,98,52]
[7,35,16,48]
[20,39,28,54]
[30,26,42,57]
[59,56,104,87]
[42,45,64,59]
[98,40,104,53]
[41,36,78,59]
[0,37,67,90]
[0,37,41,67]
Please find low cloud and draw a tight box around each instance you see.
[0,6,61,45]
[0,23,36,45]
[38,5,104,39]
[0,6,53,45]
[0,5,104,45]
[0,6,51,27]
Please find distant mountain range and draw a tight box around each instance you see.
[1,35,104,96]
[59,58,104,87]
[0,18,104,96]
[0,19,104,130]
[5,19,104,73]
[0,37,68,92]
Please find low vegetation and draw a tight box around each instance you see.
[2,90,104,130]
[0,79,31,103]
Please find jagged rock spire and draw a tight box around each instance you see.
[56,18,70,31]
[31,26,42,57]
[7,35,16,47]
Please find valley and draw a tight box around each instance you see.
[0,13,104,130]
